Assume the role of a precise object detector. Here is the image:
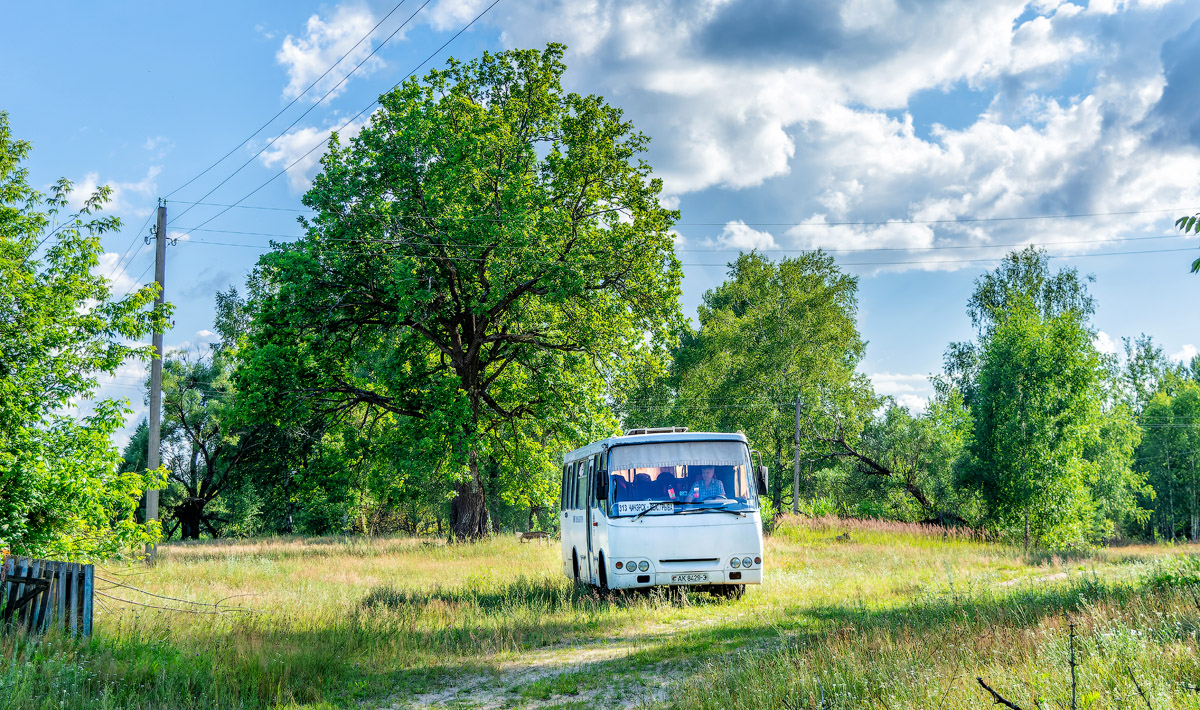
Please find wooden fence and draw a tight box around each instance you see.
[0,556,93,636]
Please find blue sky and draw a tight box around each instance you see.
[3,0,1200,440]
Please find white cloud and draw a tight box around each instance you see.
[143,136,173,159]
[707,220,778,251]
[95,251,145,295]
[67,166,160,215]
[893,393,931,412]
[461,0,1200,274]
[1094,331,1119,355]
[277,4,385,101]
[869,372,933,412]
[1171,344,1198,363]
[429,0,494,31]
[258,114,371,192]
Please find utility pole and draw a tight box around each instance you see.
[145,199,168,562]
[792,393,802,514]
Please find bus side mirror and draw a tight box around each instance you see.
[595,470,609,501]
[756,465,769,496]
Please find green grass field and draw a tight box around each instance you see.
[4,516,1200,709]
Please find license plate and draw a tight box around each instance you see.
[670,573,708,584]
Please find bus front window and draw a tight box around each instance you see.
[607,442,759,516]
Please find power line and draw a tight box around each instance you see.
[168,0,432,226]
[169,0,505,245]
[164,0,414,201]
[119,260,156,299]
[105,210,157,282]
[161,200,1200,227]
[164,227,1192,253]
[174,237,1198,267]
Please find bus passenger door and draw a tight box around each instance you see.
[584,459,595,584]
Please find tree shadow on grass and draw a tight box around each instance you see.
[21,571,1179,710]
[360,576,736,614]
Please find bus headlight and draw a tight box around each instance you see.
[742,556,753,568]
[627,560,638,571]
[730,557,741,568]
[638,561,649,572]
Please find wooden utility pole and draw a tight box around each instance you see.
[145,200,167,562]
[792,393,802,514]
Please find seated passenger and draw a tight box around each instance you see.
[610,474,629,502]
[633,472,653,499]
[654,470,681,499]
[686,465,727,501]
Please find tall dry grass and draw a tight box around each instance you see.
[0,518,1195,709]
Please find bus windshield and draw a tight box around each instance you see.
[607,440,758,516]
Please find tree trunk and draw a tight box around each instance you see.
[177,498,204,540]
[773,438,783,511]
[450,449,490,539]
[1023,509,1030,549]
[1168,459,1177,542]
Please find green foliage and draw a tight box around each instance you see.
[1144,553,1200,589]
[157,347,250,539]
[618,250,870,510]
[237,45,680,537]
[0,110,167,560]
[1135,382,1200,541]
[959,282,1143,547]
[845,389,976,523]
[1177,212,1200,272]
[945,246,1096,409]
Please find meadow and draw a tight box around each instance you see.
[3,516,1200,709]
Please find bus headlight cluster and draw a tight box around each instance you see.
[731,556,759,568]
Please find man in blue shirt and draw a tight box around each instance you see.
[687,465,727,501]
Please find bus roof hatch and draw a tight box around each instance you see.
[623,426,689,436]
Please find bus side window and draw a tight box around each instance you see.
[591,454,605,514]
[568,462,578,510]
[575,462,587,510]
[585,459,595,508]
[560,464,569,510]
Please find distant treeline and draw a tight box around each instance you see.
[125,244,1198,549]
[6,47,1196,562]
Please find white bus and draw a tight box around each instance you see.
[559,427,767,598]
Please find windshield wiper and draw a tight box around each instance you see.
[631,500,703,521]
[679,507,746,517]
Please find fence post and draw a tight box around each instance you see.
[54,561,66,632]
[67,563,78,635]
[81,564,93,637]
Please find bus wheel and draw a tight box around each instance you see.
[572,550,581,584]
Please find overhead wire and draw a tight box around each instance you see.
[164,227,1194,254]
[172,237,1198,267]
[161,200,1200,226]
[105,209,157,282]
[164,0,415,201]
[168,0,432,226]
[168,0,504,244]
[119,261,157,299]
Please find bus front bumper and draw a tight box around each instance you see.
[611,568,762,588]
